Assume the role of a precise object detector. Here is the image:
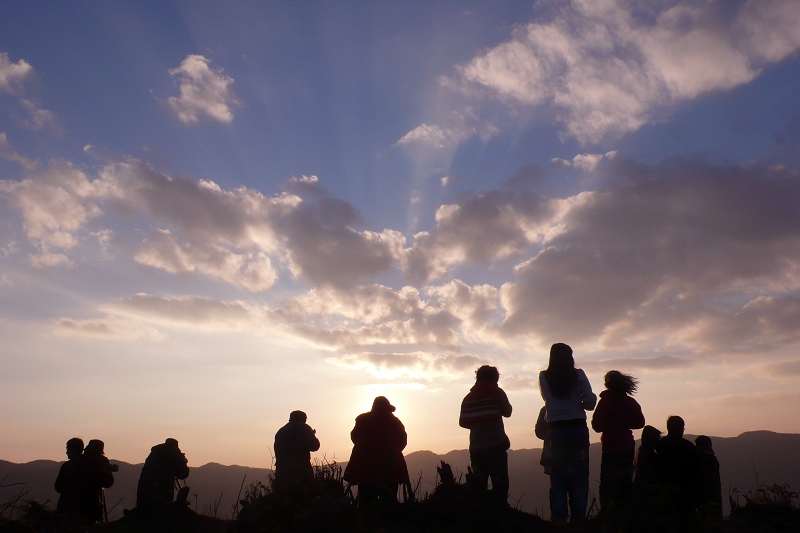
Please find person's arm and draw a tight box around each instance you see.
[55,463,67,493]
[629,398,645,430]
[591,397,606,433]
[499,388,512,418]
[577,370,597,411]
[458,396,473,429]
[306,426,321,452]
[534,407,549,440]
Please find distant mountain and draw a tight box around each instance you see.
[0,460,270,521]
[2,431,798,521]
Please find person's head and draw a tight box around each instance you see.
[640,425,662,446]
[475,365,500,383]
[84,439,105,457]
[66,438,84,460]
[666,415,685,437]
[544,343,577,398]
[604,370,638,395]
[289,410,308,423]
[548,343,575,370]
[371,396,396,413]
[695,435,713,453]
[164,438,179,448]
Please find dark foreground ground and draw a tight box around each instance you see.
[3,463,799,532]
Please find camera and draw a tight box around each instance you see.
[109,463,120,472]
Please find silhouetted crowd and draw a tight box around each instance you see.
[54,342,722,530]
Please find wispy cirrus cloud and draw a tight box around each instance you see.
[167,54,239,124]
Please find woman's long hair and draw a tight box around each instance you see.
[544,343,577,398]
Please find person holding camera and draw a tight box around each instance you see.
[75,439,116,523]
[136,438,190,513]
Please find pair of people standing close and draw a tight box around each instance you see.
[539,344,646,524]
[55,438,116,524]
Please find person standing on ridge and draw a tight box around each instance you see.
[459,365,513,506]
[55,437,85,517]
[343,396,410,508]
[274,410,320,499]
[539,343,596,525]
[591,370,645,522]
[136,438,190,513]
[76,439,116,523]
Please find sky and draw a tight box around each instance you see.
[2,0,800,468]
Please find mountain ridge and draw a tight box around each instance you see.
[3,431,799,520]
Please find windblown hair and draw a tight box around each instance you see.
[604,370,639,395]
[544,343,577,399]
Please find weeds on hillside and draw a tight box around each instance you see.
[1,474,29,521]
[729,483,800,532]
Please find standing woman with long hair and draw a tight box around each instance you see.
[539,343,597,524]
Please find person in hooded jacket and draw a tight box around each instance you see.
[459,365,513,505]
[136,438,190,513]
[343,396,410,507]
[591,371,645,516]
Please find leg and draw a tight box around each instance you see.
[468,450,490,492]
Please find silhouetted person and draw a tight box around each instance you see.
[459,365,513,505]
[343,396,410,508]
[55,437,84,516]
[274,410,320,498]
[591,370,645,515]
[535,406,552,475]
[136,438,190,513]
[655,416,697,490]
[539,343,596,524]
[655,416,698,523]
[634,425,661,490]
[694,435,722,524]
[76,439,115,523]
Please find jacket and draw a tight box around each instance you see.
[591,389,645,453]
[459,380,512,451]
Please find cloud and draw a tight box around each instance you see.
[0,53,57,131]
[454,0,800,143]
[581,355,695,372]
[395,121,499,150]
[2,158,405,289]
[501,159,800,346]
[0,162,105,261]
[0,132,37,171]
[331,351,485,380]
[167,54,238,124]
[405,190,558,281]
[53,317,163,340]
[107,293,266,330]
[273,281,505,353]
[762,358,800,378]
[134,229,277,292]
[274,284,461,351]
[0,52,33,92]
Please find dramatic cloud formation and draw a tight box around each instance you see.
[454,0,800,143]
[167,55,238,124]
